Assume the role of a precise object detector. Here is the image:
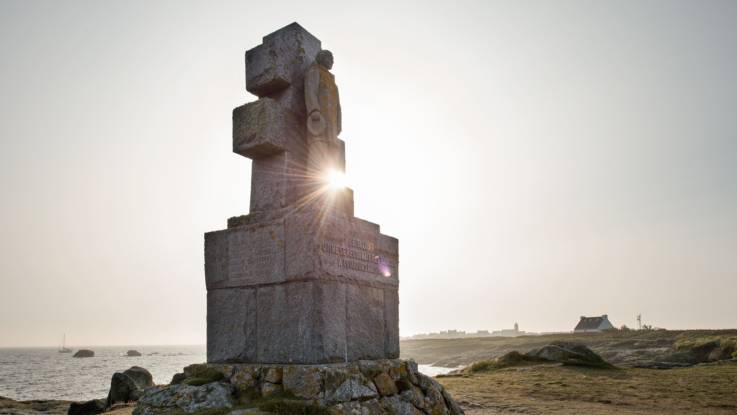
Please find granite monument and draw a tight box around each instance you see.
[205,23,399,364]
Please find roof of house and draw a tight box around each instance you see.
[574,315,610,331]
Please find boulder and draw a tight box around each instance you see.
[260,381,282,398]
[170,372,186,385]
[374,372,399,396]
[73,349,94,358]
[127,350,142,357]
[67,399,106,415]
[381,395,424,415]
[399,385,425,409]
[325,373,377,403]
[230,367,258,394]
[526,342,613,368]
[108,373,140,405]
[283,365,323,399]
[107,367,154,406]
[124,366,155,390]
[262,367,282,384]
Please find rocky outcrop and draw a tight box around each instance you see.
[458,343,614,375]
[526,342,613,368]
[73,350,94,358]
[67,367,154,415]
[134,359,463,414]
[127,350,142,357]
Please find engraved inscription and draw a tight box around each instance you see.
[321,236,397,278]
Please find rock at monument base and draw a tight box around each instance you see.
[67,398,106,415]
[134,359,463,414]
[134,382,234,415]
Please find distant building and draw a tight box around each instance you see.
[404,323,537,340]
[492,322,525,337]
[574,315,614,333]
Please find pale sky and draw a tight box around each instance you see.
[1,0,736,347]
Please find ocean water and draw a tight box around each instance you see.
[0,346,454,402]
[0,346,206,402]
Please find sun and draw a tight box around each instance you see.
[325,169,347,190]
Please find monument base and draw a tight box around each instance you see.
[134,359,464,415]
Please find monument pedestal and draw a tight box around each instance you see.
[206,204,399,364]
[134,360,464,415]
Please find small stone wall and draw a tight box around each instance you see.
[134,359,464,415]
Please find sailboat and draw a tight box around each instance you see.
[58,334,71,353]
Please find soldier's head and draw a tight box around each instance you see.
[316,50,334,70]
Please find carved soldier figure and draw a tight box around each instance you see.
[304,50,342,174]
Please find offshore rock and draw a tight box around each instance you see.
[133,359,463,414]
[73,349,94,358]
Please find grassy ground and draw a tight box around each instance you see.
[437,360,737,415]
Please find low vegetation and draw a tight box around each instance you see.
[437,360,737,415]
[465,351,547,372]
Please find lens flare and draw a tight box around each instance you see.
[325,169,347,190]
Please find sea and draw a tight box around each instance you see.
[0,346,455,402]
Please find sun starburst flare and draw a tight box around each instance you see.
[325,169,348,190]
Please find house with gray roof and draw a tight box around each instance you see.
[574,315,614,333]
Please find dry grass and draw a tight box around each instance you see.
[401,329,737,368]
[438,360,737,415]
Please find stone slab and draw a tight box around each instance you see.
[207,288,256,362]
[256,281,320,363]
[250,153,288,212]
[383,288,400,358]
[245,23,321,99]
[346,284,386,361]
[204,221,286,290]
[232,98,301,159]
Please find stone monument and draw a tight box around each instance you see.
[205,22,399,364]
[133,23,465,415]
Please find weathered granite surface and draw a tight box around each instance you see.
[135,360,464,414]
[206,22,399,364]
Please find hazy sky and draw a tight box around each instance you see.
[1,0,736,347]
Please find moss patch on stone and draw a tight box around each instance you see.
[181,367,225,386]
